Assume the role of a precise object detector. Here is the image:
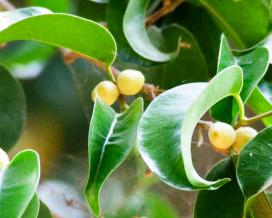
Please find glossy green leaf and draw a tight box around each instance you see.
[22,194,40,218]
[107,0,156,68]
[0,150,40,218]
[143,24,208,88]
[210,35,269,124]
[198,0,270,50]
[22,195,53,218]
[237,126,272,200]
[38,201,52,218]
[248,87,272,126]
[194,158,245,218]
[0,66,26,150]
[138,65,242,190]
[160,24,209,88]
[85,98,143,216]
[123,0,178,62]
[0,7,116,65]
[90,0,108,3]
[164,2,221,76]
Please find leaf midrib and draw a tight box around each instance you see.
[92,114,118,194]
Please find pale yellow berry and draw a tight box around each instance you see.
[208,122,236,150]
[117,69,145,95]
[232,127,258,153]
[0,148,9,169]
[92,81,119,106]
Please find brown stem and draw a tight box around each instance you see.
[61,50,163,100]
[146,0,185,27]
[197,120,212,130]
[0,0,15,10]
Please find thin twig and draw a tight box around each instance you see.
[235,110,272,128]
[61,50,163,100]
[197,120,212,130]
[0,0,15,10]
[146,0,185,27]
[196,127,204,147]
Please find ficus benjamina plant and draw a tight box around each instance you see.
[0,0,272,217]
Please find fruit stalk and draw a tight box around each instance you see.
[235,110,272,128]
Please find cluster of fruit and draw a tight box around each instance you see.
[92,69,145,105]
[208,122,257,153]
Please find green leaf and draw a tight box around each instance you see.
[138,65,242,190]
[249,192,272,218]
[195,157,272,218]
[236,127,272,216]
[22,195,53,218]
[107,0,156,68]
[22,194,40,218]
[163,2,221,76]
[90,0,108,3]
[194,158,245,218]
[210,35,269,124]
[38,201,52,218]
[85,98,143,216]
[198,0,270,50]
[237,126,272,199]
[160,24,209,88]
[75,0,107,22]
[0,41,54,67]
[0,66,26,150]
[0,41,54,79]
[0,150,40,218]
[26,0,71,12]
[248,87,272,126]
[123,0,178,62]
[0,7,116,65]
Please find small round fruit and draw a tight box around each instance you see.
[0,148,9,169]
[92,81,119,106]
[208,122,236,150]
[232,127,258,153]
[117,69,145,95]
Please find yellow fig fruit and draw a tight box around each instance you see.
[117,69,145,95]
[208,122,236,150]
[92,81,119,106]
[232,127,257,153]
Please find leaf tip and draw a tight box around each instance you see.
[209,178,231,190]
